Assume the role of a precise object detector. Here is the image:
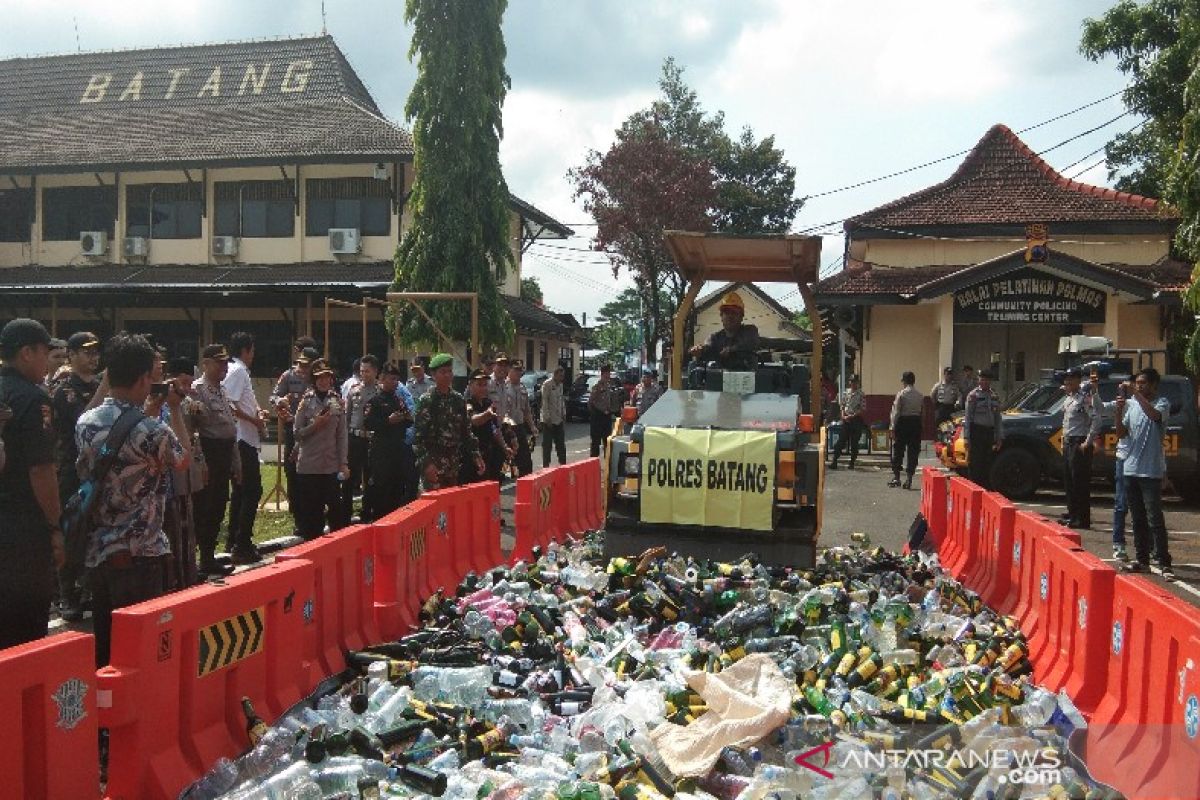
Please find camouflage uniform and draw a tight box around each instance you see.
[413,388,480,490]
[273,366,310,505]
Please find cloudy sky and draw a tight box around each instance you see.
[1,0,1131,320]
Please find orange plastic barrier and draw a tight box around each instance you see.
[944,477,982,580]
[370,501,426,639]
[1087,576,1200,800]
[919,467,948,547]
[1025,536,1115,714]
[558,462,586,537]
[415,488,467,594]
[451,481,503,574]
[998,511,1042,622]
[970,492,1016,611]
[576,457,604,530]
[0,631,99,800]
[275,524,380,685]
[100,560,315,800]
[513,468,561,563]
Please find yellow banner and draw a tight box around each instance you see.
[640,427,776,531]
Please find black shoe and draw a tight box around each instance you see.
[1121,561,1147,573]
[848,461,856,470]
[1070,520,1091,530]
[828,461,838,470]
[888,477,901,488]
[902,477,913,490]
[199,559,236,577]
[230,548,260,566]
[1160,565,1177,581]
[59,601,84,622]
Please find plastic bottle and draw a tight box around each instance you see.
[182,756,238,800]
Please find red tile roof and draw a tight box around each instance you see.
[816,256,1193,298]
[847,124,1177,230]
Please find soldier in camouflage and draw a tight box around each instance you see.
[413,354,484,491]
[272,345,316,510]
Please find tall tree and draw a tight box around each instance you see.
[1080,0,1200,197]
[569,122,714,356]
[519,276,544,305]
[570,59,803,360]
[392,0,515,350]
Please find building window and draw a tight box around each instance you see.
[0,189,33,242]
[126,183,203,239]
[42,185,117,241]
[305,177,390,237]
[214,181,295,238]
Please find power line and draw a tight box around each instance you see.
[799,90,1127,202]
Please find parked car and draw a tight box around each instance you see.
[567,374,600,422]
[521,370,549,420]
[938,370,1199,503]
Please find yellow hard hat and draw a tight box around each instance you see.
[719,291,745,313]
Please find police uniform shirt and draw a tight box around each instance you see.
[634,382,664,416]
[273,367,310,413]
[347,381,380,432]
[51,371,99,476]
[889,385,924,428]
[0,366,55,523]
[487,376,509,420]
[191,377,237,440]
[930,381,961,407]
[840,388,865,418]
[1062,387,1101,441]
[963,386,1003,439]
[504,381,534,427]
[293,389,348,474]
[406,376,433,403]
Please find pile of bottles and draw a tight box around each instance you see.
[185,535,1123,799]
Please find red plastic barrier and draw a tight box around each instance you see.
[1087,576,1200,800]
[577,457,604,530]
[452,481,503,573]
[971,492,1016,611]
[998,511,1043,621]
[558,463,586,538]
[1024,536,1115,714]
[100,560,314,800]
[0,631,99,800]
[513,468,561,563]
[275,524,380,685]
[944,477,982,580]
[416,488,465,594]
[371,501,428,640]
[919,467,948,547]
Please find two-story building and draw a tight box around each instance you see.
[0,34,580,379]
[816,123,1191,428]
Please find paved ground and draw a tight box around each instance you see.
[49,429,1200,637]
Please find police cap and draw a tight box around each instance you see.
[469,368,489,381]
[1064,367,1083,378]
[68,331,101,351]
[310,359,335,377]
[201,344,230,361]
[297,347,319,365]
[0,318,51,355]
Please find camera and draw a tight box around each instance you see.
[150,382,170,398]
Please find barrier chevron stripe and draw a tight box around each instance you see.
[197,607,265,677]
[410,526,427,562]
[539,484,552,510]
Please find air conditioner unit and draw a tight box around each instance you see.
[1058,335,1112,356]
[329,228,361,255]
[80,231,107,256]
[212,235,238,256]
[123,236,148,258]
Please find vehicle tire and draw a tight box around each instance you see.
[989,448,1041,500]
[1174,474,1200,506]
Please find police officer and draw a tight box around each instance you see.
[1059,367,1101,529]
[487,354,511,421]
[888,371,924,489]
[930,367,962,425]
[189,344,238,577]
[505,360,537,477]
[292,359,348,539]
[0,319,65,648]
[413,354,484,490]
[688,291,761,370]
[273,346,317,510]
[50,331,101,619]
[467,368,512,482]
[363,363,413,518]
[963,369,1003,489]
[588,363,622,458]
[830,375,865,470]
[344,354,380,521]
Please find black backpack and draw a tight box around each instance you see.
[61,407,144,544]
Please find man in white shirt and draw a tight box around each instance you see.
[406,361,433,402]
[222,331,266,563]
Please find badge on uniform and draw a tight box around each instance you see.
[41,403,52,430]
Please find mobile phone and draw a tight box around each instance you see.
[150,382,169,398]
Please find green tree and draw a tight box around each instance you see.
[392,0,515,350]
[1080,0,1200,196]
[520,276,544,305]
